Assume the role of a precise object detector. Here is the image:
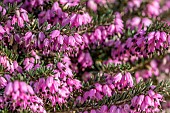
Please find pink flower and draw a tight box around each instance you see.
[4,82,13,95]
[115,108,121,113]
[4,81,46,112]
[89,89,97,99]
[18,16,24,27]
[145,0,160,17]
[90,109,96,113]
[20,82,28,92]
[70,13,91,27]
[50,30,60,39]
[108,105,117,113]
[60,0,80,6]
[27,85,35,95]
[136,95,145,106]
[113,73,122,83]
[0,76,7,88]
[78,51,93,68]
[141,101,148,111]
[102,84,112,97]
[107,24,115,35]
[87,0,97,11]
[13,61,19,69]
[160,32,167,42]
[123,104,130,112]
[46,76,54,88]
[20,8,29,22]
[83,111,88,113]
[144,96,152,106]
[74,33,83,45]
[12,8,29,27]
[83,91,90,100]
[68,36,76,46]
[95,91,103,100]
[125,72,133,87]
[39,32,45,41]
[141,18,152,29]
[72,79,82,89]
[57,35,64,45]
[127,0,142,9]
[99,105,108,113]
[131,96,138,107]
[94,28,102,40]
[13,80,19,92]
[148,90,155,97]
[95,83,103,92]
[0,25,5,34]
[168,35,170,45]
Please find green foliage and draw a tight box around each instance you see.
[146,21,170,34]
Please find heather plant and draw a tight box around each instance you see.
[1,0,170,113]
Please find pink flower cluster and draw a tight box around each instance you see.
[23,57,36,71]
[70,13,92,27]
[80,89,163,113]
[12,27,85,55]
[34,73,81,105]
[87,0,115,11]
[38,2,92,26]
[131,89,163,112]
[78,51,93,68]
[4,0,50,10]
[160,55,170,74]
[76,72,133,104]
[33,56,82,105]
[2,81,46,113]
[135,53,170,82]
[126,17,152,30]
[135,60,159,83]
[107,13,124,35]
[0,6,6,16]
[145,0,161,18]
[127,0,143,11]
[38,2,68,25]
[111,31,170,62]
[12,8,29,28]
[80,12,124,45]
[0,56,22,73]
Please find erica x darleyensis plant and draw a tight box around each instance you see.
[1,0,170,113]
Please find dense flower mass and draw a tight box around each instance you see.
[2,81,46,113]
[79,89,163,113]
[0,0,170,113]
